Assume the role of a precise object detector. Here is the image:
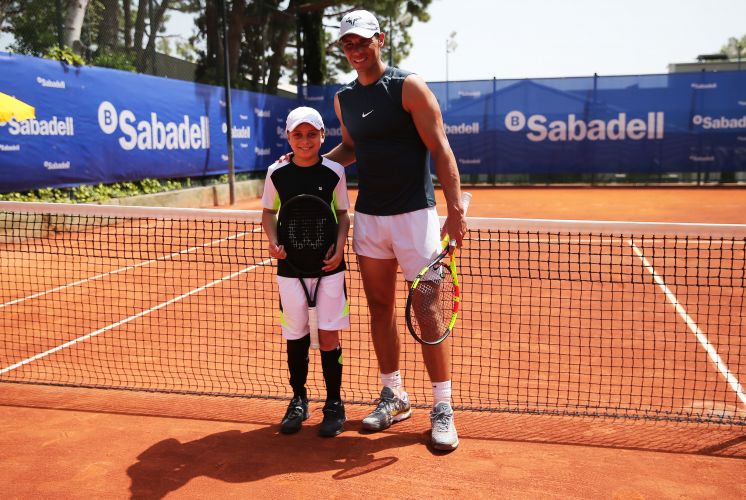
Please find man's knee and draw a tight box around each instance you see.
[366,295,395,316]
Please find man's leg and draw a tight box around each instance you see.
[358,255,412,431]
[413,289,459,451]
[409,284,452,382]
[388,204,458,451]
[359,256,399,373]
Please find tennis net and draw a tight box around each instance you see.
[1,201,744,425]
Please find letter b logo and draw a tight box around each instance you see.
[98,101,119,134]
[505,111,526,132]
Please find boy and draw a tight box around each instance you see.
[261,106,351,437]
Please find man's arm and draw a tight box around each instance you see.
[323,94,357,167]
[402,74,467,246]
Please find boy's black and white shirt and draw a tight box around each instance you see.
[262,155,350,277]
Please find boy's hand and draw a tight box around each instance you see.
[321,244,342,272]
[268,242,286,260]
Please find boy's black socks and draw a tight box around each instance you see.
[320,345,343,402]
[286,335,310,399]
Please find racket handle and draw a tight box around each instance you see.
[308,307,320,350]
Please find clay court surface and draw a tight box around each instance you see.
[1,187,745,498]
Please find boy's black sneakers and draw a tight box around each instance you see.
[319,399,346,437]
[280,395,309,434]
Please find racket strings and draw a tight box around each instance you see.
[286,216,331,250]
[278,197,337,275]
[409,263,455,342]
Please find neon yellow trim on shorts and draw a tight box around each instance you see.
[337,353,343,365]
[279,310,288,327]
[273,193,281,212]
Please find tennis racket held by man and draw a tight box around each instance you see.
[405,191,472,345]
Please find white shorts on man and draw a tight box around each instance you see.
[352,206,441,280]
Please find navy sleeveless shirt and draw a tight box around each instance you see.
[337,66,436,215]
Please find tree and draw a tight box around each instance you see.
[63,0,90,48]
[2,0,433,93]
[3,0,61,55]
[720,35,746,63]
[194,0,431,93]
[97,0,119,50]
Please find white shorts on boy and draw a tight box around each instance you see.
[277,272,349,340]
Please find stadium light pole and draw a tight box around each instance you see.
[445,31,457,111]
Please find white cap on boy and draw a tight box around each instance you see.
[286,106,324,132]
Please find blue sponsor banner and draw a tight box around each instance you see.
[428,71,746,174]
[0,52,294,193]
[2,51,745,193]
[305,71,746,176]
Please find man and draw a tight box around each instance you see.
[326,9,467,451]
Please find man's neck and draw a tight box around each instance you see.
[356,61,387,86]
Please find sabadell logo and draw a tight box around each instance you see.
[97,101,210,151]
[0,116,74,136]
[504,111,664,142]
[692,114,746,130]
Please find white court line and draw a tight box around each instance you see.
[0,227,262,309]
[628,239,746,407]
[473,235,745,247]
[0,257,273,375]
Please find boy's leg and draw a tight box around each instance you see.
[281,335,310,434]
[319,331,342,401]
[319,330,345,437]
[287,334,310,398]
[315,274,348,437]
[277,275,316,434]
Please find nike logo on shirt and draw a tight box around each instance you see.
[362,110,374,118]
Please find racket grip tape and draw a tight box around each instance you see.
[308,307,320,350]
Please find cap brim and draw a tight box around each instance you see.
[287,120,324,133]
[338,27,378,41]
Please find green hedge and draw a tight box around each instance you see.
[0,174,254,204]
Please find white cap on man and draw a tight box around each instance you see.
[337,10,380,41]
[286,106,324,132]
